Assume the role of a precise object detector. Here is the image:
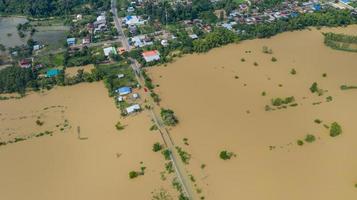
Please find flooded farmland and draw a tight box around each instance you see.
[148,25,357,200]
[0,17,68,49]
[0,82,175,200]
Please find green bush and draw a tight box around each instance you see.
[176,146,191,164]
[297,140,304,146]
[219,150,235,160]
[290,68,297,75]
[271,57,277,62]
[161,108,178,126]
[314,119,322,124]
[115,121,125,130]
[304,134,316,143]
[129,171,139,179]
[271,96,295,106]
[330,122,342,137]
[153,142,163,152]
[162,149,171,160]
[310,82,318,93]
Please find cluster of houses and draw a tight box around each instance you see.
[93,12,108,34]
[115,85,142,115]
[18,58,61,77]
[66,12,111,48]
[223,0,323,28]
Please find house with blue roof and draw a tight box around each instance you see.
[47,69,61,78]
[116,87,132,96]
[313,4,321,11]
[67,38,76,46]
[124,15,145,26]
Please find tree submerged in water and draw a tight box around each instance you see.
[160,108,178,126]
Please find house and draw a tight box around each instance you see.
[76,14,82,20]
[124,15,145,26]
[142,50,160,62]
[131,35,153,48]
[103,47,118,57]
[97,14,106,22]
[118,47,126,54]
[161,40,169,47]
[189,34,198,40]
[126,104,141,114]
[132,93,139,99]
[127,7,135,12]
[82,37,91,44]
[67,38,76,46]
[33,44,41,51]
[19,59,32,68]
[118,96,124,102]
[46,69,60,78]
[116,86,132,95]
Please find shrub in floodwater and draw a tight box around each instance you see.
[129,171,139,179]
[297,140,304,146]
[115,121,125,130]
[314,119,322,124]
[219,150,235,160]
[153,142,163,152]
[36,120,44,126]
[304,134,316,143]
[162,149,171,160]
[330,122,342,137]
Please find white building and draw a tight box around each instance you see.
[126,104,141,114]
[103,47,117,57]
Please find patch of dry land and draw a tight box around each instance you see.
[65,64,95,77]
[0,82,175,200]
[148,25,357,200]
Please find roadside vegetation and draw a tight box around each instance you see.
[161,108,179,126]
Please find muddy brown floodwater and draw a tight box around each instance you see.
[0,82,175,200]
[148,25,357,200]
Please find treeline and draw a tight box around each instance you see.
[137,0,239,24]
[63,47,107,67]
[323,32,357,52]
[0,0,110,17]
[0,67,36,93]
[0,66,103,94]
[193,28,238,52]
[239,9,357,39]
[127,27,238,67]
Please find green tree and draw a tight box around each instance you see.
[330,122,342,137]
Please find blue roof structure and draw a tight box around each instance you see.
[47,69,60,77]
[116,87,132,95]
[313,4,321,11]
[291,12,299,18]
[340,0,350,3]
[67,38,76,45]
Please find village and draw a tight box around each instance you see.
[1,0,357,200]
[2,0,357,116]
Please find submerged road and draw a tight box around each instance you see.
[111,0,196,199]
